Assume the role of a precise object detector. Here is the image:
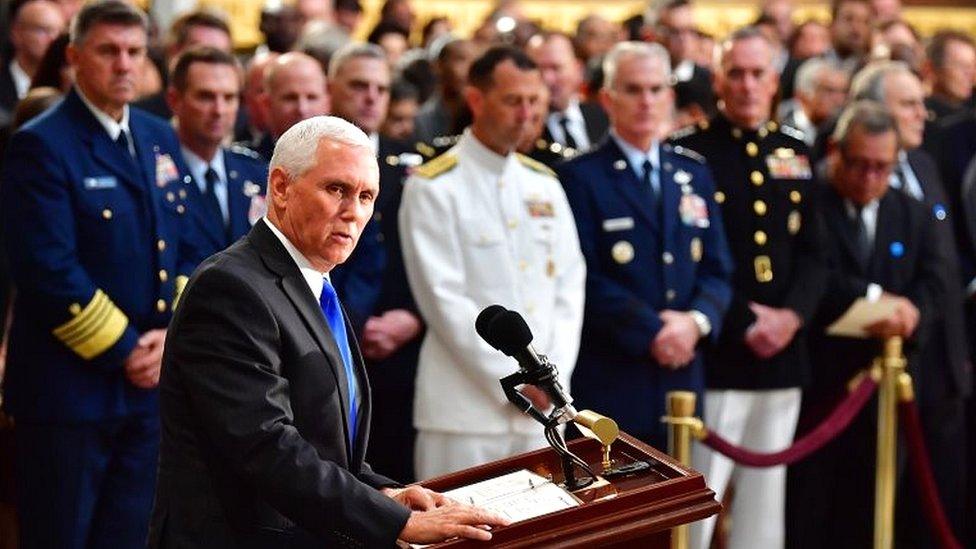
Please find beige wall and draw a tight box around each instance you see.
[193,0,976,51]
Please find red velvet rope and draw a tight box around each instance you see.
[699,374,878,467]
[898,399,963,549]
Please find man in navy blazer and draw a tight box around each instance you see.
[148,116,508,548]
[1,2,207,547]
[556,41,733,448]
[168,46,269,258]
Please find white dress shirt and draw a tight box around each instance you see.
[75,86,134,156]
[545,99,591,151]
[610,130,661,194]
[9,59,30,100]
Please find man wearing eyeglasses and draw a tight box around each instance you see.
[788,100,949,548]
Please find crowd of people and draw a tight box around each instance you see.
[0,0,975,546]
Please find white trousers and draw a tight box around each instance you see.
[414,431,548,481]
[689,388,802,549]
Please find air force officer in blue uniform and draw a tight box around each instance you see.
[556,41,733,448]
[168,47,269,258]
[1,2,206,547]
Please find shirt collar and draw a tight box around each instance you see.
[550,99,584,123]
[610,128,660,173]
[75,85,130,141]
[263,216,330,300]
[182,146,226,190]
[459,128,513,174]
[844,198,879,219]
[9,59,30,99]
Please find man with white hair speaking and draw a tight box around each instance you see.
[148,116,508,548]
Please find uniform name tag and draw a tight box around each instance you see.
[602,217,635,232]
[83,176,117,190]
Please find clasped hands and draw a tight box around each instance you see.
[384,486,510,544]
[124,328,166,389]
[361,309,422,361]
[744,302,801,359]
[650,310,701,369]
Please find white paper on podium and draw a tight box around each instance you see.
[442,469,580,523]
[826,296,900,338]
[409,470,581,548]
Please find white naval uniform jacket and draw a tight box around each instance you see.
[399,130,586,435]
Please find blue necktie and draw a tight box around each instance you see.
[319,278,357,445]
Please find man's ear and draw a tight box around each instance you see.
[268,167,290,212]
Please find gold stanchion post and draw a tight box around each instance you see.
[874,336,906,549]
[666,391,698,549]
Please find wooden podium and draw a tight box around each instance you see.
[418,432,719,548]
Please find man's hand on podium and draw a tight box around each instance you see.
[384,486,511,543]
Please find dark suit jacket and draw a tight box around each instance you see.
[809,184,948,401]
[0,57,17,126]
[902,149,972,401]
[541,101,609,151]
[148,219,411,549]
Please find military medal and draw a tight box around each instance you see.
[690,237,702,262]
[243,181,261,197]
[611,241,634,264]
[155,153,179,187]
[526,199,555,217]
[765,150,812,179]
[679,193,710,228]
[788,211,801,235]
[674,170,692,184]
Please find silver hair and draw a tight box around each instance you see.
[328,42,388,79]
[715,25,773,70]
[831,99,896,150]
[850,60,913,103]
[602,41,672,90]
[270,116,374,179]
[794,57,841,97]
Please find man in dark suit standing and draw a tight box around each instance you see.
[526,32,609,157]
[325,42,425,482]
[1,2,207,546]
[788,100,949,549]
[556,40,733,448]
[149,115,508,548]
[0,0,65,124]
[848,60,971,543]
[168,46,269,258]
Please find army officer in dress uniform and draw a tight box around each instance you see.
[556,41,733,448]
[672,26,828,549]
[1,2,207,547]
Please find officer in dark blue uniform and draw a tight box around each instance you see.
[0,2,206,547]
[557,41,733,449]
[168,47,269,258]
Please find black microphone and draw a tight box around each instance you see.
[475,304,508,347]
[485,309,576,422]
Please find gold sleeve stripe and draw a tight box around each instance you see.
[53,291,110,341]
[52,290,130,360]
[173,275,189,310]
[61,296,112,346]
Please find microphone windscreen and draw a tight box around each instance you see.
[476,305,509,348]
[488,310,534,356]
